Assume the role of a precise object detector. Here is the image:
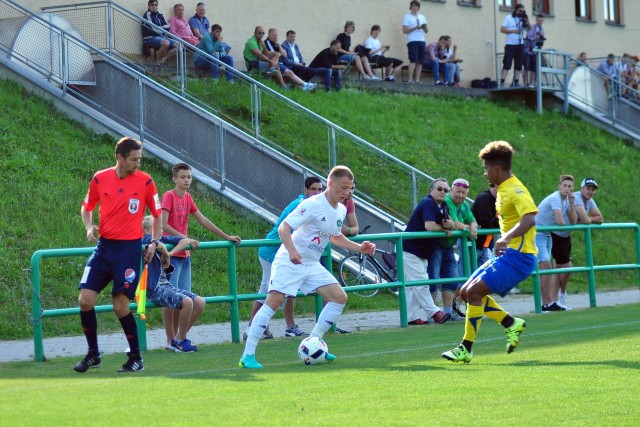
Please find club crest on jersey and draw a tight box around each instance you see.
[337,219,343,227]
[128,198,140,214]
[299,208,306,215]
[124,268,136,284]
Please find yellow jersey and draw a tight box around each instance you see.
[496,175,538,255]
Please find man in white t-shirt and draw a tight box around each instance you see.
[553,178,603,307]
[240,166,376,369]
[365,24,403,81]
[499,3,529,87]
[402,0,428,84]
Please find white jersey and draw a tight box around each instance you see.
[275,193,346,263]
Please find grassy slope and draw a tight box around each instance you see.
[1,78,638,340]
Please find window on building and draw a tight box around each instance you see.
[575,0,594,21]
[532,0,552,15]
[603,0,623,25]
[499,0,515,10]
[457,0,480,6]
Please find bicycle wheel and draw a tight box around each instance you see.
[338,254,381,297]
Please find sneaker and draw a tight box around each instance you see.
[325,352,336,362]
[385,76,395,82]
[362,74,373,80]
[442,344,473,363]
[239,354,263,369]
[265,66,277,75]
[370,75,381,80]
[542,302,566,312]
[557,293,571,309]
[435,80,444,86]
[73,352,101,372]
[243,328,273,341]
[172,338,197,353]
[284,325,308,337]
[506,317,526,353]
[430,311,451,324]
[408,319,428,325]
[302,82,317,92]
[335,327,351,334]
[448,312,463,321]
[118,353,144,372]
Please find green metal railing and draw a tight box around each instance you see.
[29,223,640,362]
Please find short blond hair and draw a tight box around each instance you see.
[142,215,153,233]
[328,165,354,182]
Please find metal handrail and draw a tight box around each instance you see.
[29,223,640,362]
[39,0,442,216]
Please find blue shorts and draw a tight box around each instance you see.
[535,233,552,263]
[169,256,192,292]
[149,282,197,309]
[407,41,426,63]
[338,53,355,65]
[79,238,142,300]
[145,36,176,49]
[468,248,536,297]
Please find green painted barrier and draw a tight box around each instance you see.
[29,223,639,362]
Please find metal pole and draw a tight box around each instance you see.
[107,1,113,55]
[563,53,569,114]
[411,170,417,209]
[252,84,260,139]
[584,226,597,307]
[61,35,68,96]
[636,225,640,290]
[330,127,337,169]
[532,263,542,313]
[138,78,144,140]
[228,244,240,342]
[30,252,45,362]
[493,0,500,86]
[536,49,542,114]
[219,123,226,191]
[395,236,407,327]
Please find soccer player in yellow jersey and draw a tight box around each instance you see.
[442,141,538,363]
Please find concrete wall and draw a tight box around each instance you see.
[22,0,640,85]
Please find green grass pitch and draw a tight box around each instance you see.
[1,304,638,426]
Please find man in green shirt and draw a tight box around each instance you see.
[429,178,477,320]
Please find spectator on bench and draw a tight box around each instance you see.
[336,20,379,80]
[423,35,455,86]
[442,36,463,87]
[141,216,205,353]
[189,2,231,53]
[141,0,177,65]
[309,40,346,92]
[194,24,235,82]
[264,28,317,89]
[365,25,403,82]
[169,3,199,45]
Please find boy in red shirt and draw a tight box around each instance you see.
[161,163,241,350]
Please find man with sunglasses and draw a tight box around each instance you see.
[443,141,536,363]
[429,178,477,320]
[141,0,177,65]
[402,178,453,325]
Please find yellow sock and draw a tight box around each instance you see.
[462,304,484,343]
[483,295,508,323]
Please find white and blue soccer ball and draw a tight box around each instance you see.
[298,336,328,365]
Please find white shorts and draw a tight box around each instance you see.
[257,257,272,304]
[269,257,337,297]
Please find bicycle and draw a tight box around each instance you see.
[337,226,399,297]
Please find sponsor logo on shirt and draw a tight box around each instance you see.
[128,198,140,214]
[299,208,307,215]
[124,268,136,286]
[321,217,326,222]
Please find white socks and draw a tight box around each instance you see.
[243,305,275,356]
[310,302,345,338]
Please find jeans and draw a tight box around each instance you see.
[315,68,341,91]
[476,247,494,268]
[427,245,459,294]
[194,54,235,81]
[422,59,454,83]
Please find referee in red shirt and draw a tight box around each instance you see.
[73,137,162,373]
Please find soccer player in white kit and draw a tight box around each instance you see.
[240,166,376,369]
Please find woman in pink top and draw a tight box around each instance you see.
[169,3,199,45]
